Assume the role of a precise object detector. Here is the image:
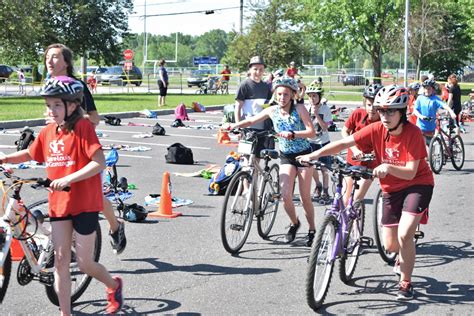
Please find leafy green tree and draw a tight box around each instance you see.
[294,0,404,82]
[194,29,230,62]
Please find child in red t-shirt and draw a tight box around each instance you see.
[297,85,434,301]
[0,77,123,315]
[340,83,383,204]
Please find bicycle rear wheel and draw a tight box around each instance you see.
[428,136,444,174]
[339,201,365,283]
[450,135,465,170]
[0,250,12,303]
[372,190,397,264]
[220,171,254,254]
[257,164,280,239]
[306,216,336,311]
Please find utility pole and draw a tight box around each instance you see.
[403,0,409,86]
[143,0,148,71]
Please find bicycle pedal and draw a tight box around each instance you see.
[414,231,425,240]
[230,224,244,231]
[359,236,374,248]
[39,271,54,286]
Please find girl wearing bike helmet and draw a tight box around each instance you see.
[0,77,123,315]
[412,78,456,146]
[340,83,382,205]
[225,76,316,246]
[407,82,420,125]
[298,84,435,301]
[306,84,332,205]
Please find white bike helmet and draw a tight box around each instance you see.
[373,85,409,109]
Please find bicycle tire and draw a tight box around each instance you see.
[372,190,397,264]
[428,136,444,174]
[0,250,12,303]
[220,171,254,254]
[44,225,102,306]
[339,201,365,283]
[450,135,465,170]
[257,164,280,239]
[306,215,337,311]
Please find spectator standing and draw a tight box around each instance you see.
[221,64,231,82]
[17,68,26,95]
[446,74,462,135]
[157,59,168,107]
[286,61,298,78]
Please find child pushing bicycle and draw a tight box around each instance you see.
[298,85,434,300]
[0,76,122,315]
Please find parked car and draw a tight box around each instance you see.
[187,69,212,87]
[342,74,366,86]
[0,65,14,82]
[96,66,142,86]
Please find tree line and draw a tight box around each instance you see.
[0,0,472,81]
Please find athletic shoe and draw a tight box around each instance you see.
[284,219,300,243]
[110,221,127,255]
[397,280,414,300]
[393,259,401,276]
[306,230,316,247]
[106,276,123,314]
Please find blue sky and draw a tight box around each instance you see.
[129,0,245,36]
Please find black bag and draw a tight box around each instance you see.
[104,115,121,126]
[171,118,185,128]
[123,203,148,222]
[165,143,194,164]
[15,128,35,151]
[152,122,166,135]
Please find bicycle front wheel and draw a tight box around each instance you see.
[428,136,444,174]
[45,224,102,306]
[306,216,337,311]
[339,201,365,283]
[257,164,280,239]
[220,171,254,254]
[0,250,12,303]
[372,190,397,264]
[450,135,465,170]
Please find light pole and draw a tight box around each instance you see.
[403,0,410,86]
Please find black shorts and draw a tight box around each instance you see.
[381,185,433,226]
[158,80,168,96]
[280,148,312,168]
[50,212,99,235]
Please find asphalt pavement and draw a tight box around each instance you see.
[0,108,473,315]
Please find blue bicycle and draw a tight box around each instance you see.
[306,157,373,311]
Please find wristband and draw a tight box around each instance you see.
[289,130,296,139]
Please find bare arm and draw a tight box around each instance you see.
[234,99,244,123]
[228,106,271,130]
[0,149,32,164]
[84,110,100,127]
[447,92,453,108]
[50,149,105,191]
[373,160,419,180]
[297,135,356,163]
[440,102,456,119]
[341,125,363,157]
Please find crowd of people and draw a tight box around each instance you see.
[0,48,470,313]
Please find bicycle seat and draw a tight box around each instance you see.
[260,149,279,160]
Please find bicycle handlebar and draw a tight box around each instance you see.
[307,159,373,179]
[0,166,70,192]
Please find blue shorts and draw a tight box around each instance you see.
[50,212,99,235]
[310,142,332,167]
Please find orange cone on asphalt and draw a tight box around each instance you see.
[148,172,182,218]
[10,239,25,261]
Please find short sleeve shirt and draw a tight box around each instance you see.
[307,103,332,144]
[353,122,434,193]
[415,95,444,132]
[235,78,272,130]
[28,119,103,217]
[448,84,462,111]
[344,108,378,167]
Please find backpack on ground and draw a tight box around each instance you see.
[104,115,121,126]
[192,102,206,112]
[152,122,166,135]
[15,128,35,151]
[175,103,189,121]
[208,152,241,195]
[165,143,194,164]
[223,104,235,123]
[123,203,148,222]
[171,118,186,128]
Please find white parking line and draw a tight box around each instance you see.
[99,138,211,150]
[113,153,152,159]
[97,129,217,139]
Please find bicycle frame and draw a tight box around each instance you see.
[434,117,455,157]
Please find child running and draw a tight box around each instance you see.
[0,76,123,315]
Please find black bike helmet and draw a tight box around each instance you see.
[422,78,437,88]
[363,83,383,99]
[123,203,148,222]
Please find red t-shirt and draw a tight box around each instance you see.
[29,119,103,218]
[353,121,434,193]
[407,95,417,125]
[344,108,378,167]
[221,69,231,81]
[286,67,298,78]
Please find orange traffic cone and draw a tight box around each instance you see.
[10,239,25,261]
[217,130,231,144]
[148,172,182,218]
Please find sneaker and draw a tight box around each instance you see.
[106,276,123,314]
[397,280,414,300]
[109,221,127,255]
[306,230,316,247]
[393,259,401,276]
[284,219,301,243]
